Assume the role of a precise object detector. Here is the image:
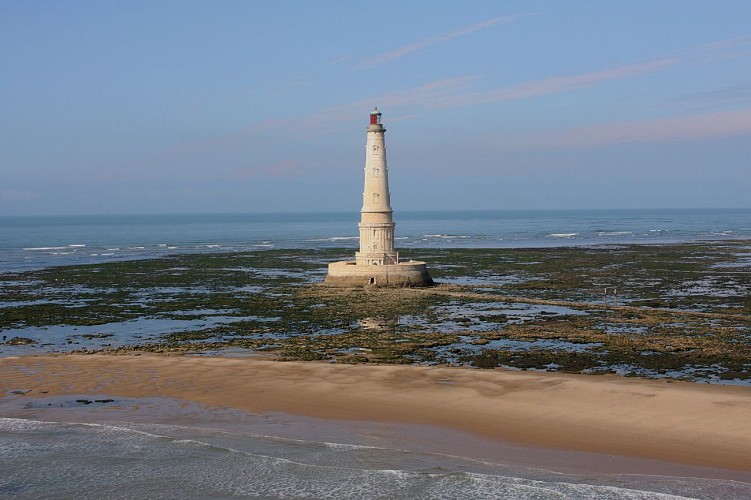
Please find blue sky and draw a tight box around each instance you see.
[2,1,750,215]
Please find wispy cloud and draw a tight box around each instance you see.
[267,159,302,177]
[297,76,477,130]
[668,81,751,110]
[431,59,679,108]
[234,159,302,179]
[359,15,520,68]
[303,58,675,122]
[305,58,678,127]
[141,118,288,163]
[417,34,750,110]
[502,107,751,150]
[0,189,40,202]
[667,34,751,68]
[327,54,354,66]
[693,35,751,52]
[694,34,751,52]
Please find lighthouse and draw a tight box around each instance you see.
[356,108,397,266]
[325,109,433,287]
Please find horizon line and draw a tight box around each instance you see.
[2,206,750,218]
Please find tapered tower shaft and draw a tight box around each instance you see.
[355,108,398,266]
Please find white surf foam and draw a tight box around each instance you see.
[597,231,633,237]
[547,233,578,238]
[23,246,68,251]
[422,234,470,239]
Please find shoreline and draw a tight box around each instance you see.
[2,354,750,477]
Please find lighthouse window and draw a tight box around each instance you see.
[372,193,379,203]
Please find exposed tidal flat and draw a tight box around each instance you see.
[1,240,750,384]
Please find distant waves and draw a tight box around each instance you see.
[2,209,750,271]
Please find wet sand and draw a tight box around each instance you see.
[2,354,750,474]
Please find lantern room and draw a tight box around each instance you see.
[369,107,382,125]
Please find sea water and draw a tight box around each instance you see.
[1,208,750,272]
[2,397,750,499]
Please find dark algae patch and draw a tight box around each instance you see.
[2,336,36,346]
[1,243,750,383]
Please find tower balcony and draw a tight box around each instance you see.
[355,251,399,266]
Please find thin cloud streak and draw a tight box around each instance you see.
[0,189,41,203]
[360,15,519,68]
[503,107,751,150]
[427,33,751,109]
[695,34,751,51]
[668,81,751,110]
[431,59,679,108]
[311,58,680,128]
[298,76,477,130]
[672,34,751,66]
[234,159,302,179]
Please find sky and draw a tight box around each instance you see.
[2,1,751,216]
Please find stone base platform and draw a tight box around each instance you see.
[325,260,433,288]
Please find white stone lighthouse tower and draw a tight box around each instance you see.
[355,108,398,266]
[325,108,432,287]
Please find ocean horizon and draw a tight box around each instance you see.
[2,208,750,272]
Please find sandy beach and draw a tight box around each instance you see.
[2,353,750,476]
